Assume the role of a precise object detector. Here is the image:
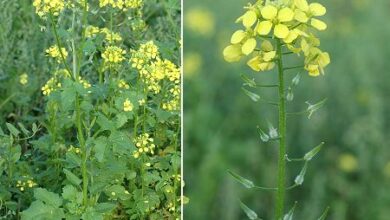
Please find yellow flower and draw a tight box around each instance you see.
[85,26,100,38]
[293,0,327,31]
[123,99,134,112]
[118,80,130,89]
[139,41,159,59]
[46,45,68,63]
[78,77,92,89]
[247,40,276,72]
[338,154,358,173]
[19,74,29,85]
[33,0,65,17]
[184,52,202,77]
[41,77,61,96]
[100,28,123,43]
[185,8,215,36]
[304,47,330,76]
[138,99,146,106]
[102,46,126,64]
[257,5,294,39]
[133,133,156,158]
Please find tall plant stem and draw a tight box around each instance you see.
[275,39,287,220]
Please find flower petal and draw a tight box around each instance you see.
[294,0,309,11]
[261,40,274,51]
[278,8,294,22]
[294,10,309,23]
[257,21,273,35]
[247,56,262,71]
[231,30,246,44]
[242,38,257,55]
[283,30,299,43]
[274,24,290,39]
[243,10,258,28]
[309,3,326,16]
[306,64,320,76]
[263,51,276,62]
[261,5,278,20]
[311,18,327,30]
[223,44,242,62]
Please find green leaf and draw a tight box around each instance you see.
[115,113,128,129]
[96,114,116,131]
[95,203,116,213]
[304,142,324,161]
[32,123,38,134]
[18,123,30,136]
[10,145,21,162]
[241,74,256,88]
[294,162,308,185]
[109,131,134,155]
[34,188,63,208]
[317,207,330,220]
[21,201,65,220]
[82,207,104,220]
[239,200,258,220]
[94,136,108,162]
[62,185,82,204]
[228,170,254,189]
[242,88,260,102]
[283,202,298,220]
[6,123,20,136]
[61,86,76,111]
[63,169,82,186]
[306,98,327,119]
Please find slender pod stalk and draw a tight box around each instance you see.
[275,39,287,220]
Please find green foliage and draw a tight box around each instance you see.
[0,0,181,219]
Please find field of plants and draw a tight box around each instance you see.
[0,0,181,219]
[184,0,390,219]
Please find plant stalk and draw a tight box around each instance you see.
[275,39,287,220]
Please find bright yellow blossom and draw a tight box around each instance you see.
[19,74,29,85]
[132,133,156,158]
[257,5,295,39]
[102,46,126,64]
[293,0,327,31]
[123,99,134,112]
[247,40,276,72]
[33,0,65,17]
[46,45,68,63]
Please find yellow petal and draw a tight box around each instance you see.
[283,30,299,43]
[278,8,294,22]
[259,62,275,71]
[294,10,309,23]
[247,56,262,71]
[242,38,257,55]
[261,40,274,51]
[261,5,278,20]
[243,10,258,28]
[318,52,330,67]
[263,51,276,62]
[257,21,273,35]
[301,39,310,55]
[274,24,290,39]
[231,30,246,44]
[311,18,327,30]
[309,3,326,16]
[306,64,320,76]
[223,45,242,62]
[294,0,309,11]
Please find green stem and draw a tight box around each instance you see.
[275,39,287,220]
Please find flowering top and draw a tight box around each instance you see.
[99,0,143,11]
[102,46,126,64]
[223,0,330,77]
[46,45,68,63]
[33,0,65,17]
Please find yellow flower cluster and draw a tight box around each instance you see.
[41,77,62,96]
[19,74,29,85]
[132,133,156,159]
[99,0,143,11]
[162,85,180,111]
[223,0,330,77]
[33,0,65,17]
[78,77,92,89]
[85,26,101,38]
[67,145,81,154]
[46,45,68,63]
[138,41,159,59]
[16,178,37,192]
[102,46,126,64]
[118,79,130,89]
[123,99,134,112]
[85,26,123,44]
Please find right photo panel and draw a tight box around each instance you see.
[184,0,390,219]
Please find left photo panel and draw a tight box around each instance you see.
[0,1,181,219]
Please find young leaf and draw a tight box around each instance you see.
[18,123,30,136]
[241,74,257,88]
[294,162,308,185]
[6,123,20,137]
[306,98,327,119]
[63,169,82,186]
[227,170,255,189]
[32,123,38,134]
[242,87,260,102]
[317,207,330,220]
[304,142,324,161]
[34,188,63,208]
[283,202,298,220]
[239,200,259,220]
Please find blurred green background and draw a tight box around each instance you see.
[183,0,390,219]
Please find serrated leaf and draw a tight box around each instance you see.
[95,203,116,213]
[304,142,324,161]
[294,162,308,185]
[283,202,298,220]
[239,201,258,220]
[306,98,327,119]
[317,207,330,220]
[242,87,260,102]
[34,188,63,208]
[63,169,82,186]
[6,123,20,136]
[228,170,254,189]
[94,136,108,162]
[241,74,256,88]
[21,200,65,220]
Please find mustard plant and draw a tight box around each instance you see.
[1,0,181,219]
[223,0,330,219]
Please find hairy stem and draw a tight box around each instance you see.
[275,39,287,220]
